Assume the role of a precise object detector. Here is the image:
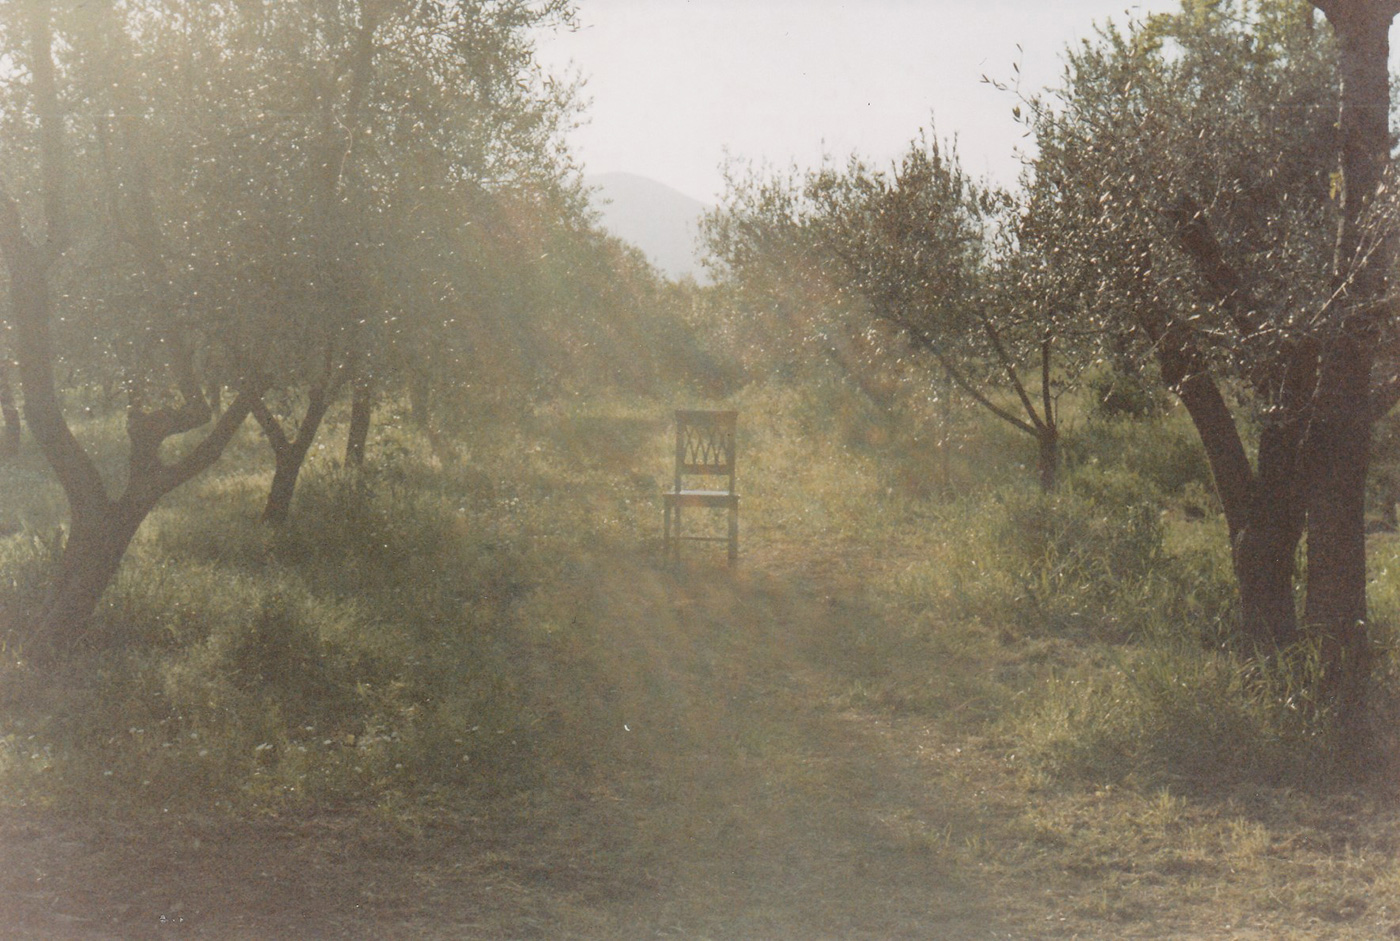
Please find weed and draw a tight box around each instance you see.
[1007,642,1335,793]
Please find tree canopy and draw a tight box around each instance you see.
[1022,0,1399,740]
[0,0,605,643]
[704,134,1079,487]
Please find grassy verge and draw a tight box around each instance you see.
[2,383,1400,936]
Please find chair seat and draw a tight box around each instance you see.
[665,489,739,507]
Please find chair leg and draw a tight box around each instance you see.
[673,505,682,561]
[663,503,672,559]
[728,504,738,564]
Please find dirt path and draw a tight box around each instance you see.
[579,573,996,939]
[0,546,1234,939]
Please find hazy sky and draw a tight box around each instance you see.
[536,1,1398,205]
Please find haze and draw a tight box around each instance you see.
[541,1,1400,204]
[538,0,1193,203]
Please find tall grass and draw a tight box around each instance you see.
[0,382,1389,820]
[1008,643,1337,793]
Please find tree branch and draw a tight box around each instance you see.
[977,307,1047,432]
[1131,243,1255,536]
[1167,194,1264,340]
[904,325,1040,437]
[27,1,69,266]
[152,386,261,496]
[250,397,291,455]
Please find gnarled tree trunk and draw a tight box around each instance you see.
[253,383,338,525]
[1305,0,1396,745]
[0,3,260,652]
[1165,342,1306,649]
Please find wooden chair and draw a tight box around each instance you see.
[663,409,738,563]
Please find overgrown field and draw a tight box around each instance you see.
[3,381,1400,939]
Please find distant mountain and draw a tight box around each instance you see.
[587,172,709,282]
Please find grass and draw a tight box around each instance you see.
[3,381,1400,936]
[1007,643,1337,793]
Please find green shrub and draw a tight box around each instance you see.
[1067,410,1214,500]
[995,486,1166,639]
[1008,643,1335,792]
[886,462,1237,650]
[1085,368,1169,420]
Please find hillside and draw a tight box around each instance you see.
[588,172,709,282]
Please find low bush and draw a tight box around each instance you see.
[1067,408,1214,501]
[887,475,1233,647]
[1007,642,1336,793]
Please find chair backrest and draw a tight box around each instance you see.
[674,409,737,493]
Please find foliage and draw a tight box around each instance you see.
[1083,365,1169,420]
[704,131,1094,487]
[1009,642,1336,792]
[1020,1,1400,743]
[1021,0,1339,375]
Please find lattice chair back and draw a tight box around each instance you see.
[664,410,739,563]
[674,410,737,494]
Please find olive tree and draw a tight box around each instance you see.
[0,1,266,648]
[175,0,583,519]
[0,0,586,645]
[1023,0,1397,737]
[705,135,1075,488]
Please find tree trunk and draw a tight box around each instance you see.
[31,500,147,652]
[0,1,260,651]
[345,376,372,468]
[1236,407,1312,648]
[1154,313,1306,650]
[1186,391,1306,649]
[1305,335,1375,735]
[1233,494,1304,650]
[253,386,335,525]
[1305,0,1395,744]
[1036,425,1058,492]
[0,360,20,457]
[1160,192,1324,651]
[262,460,300,523]
[263,442,312,525]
